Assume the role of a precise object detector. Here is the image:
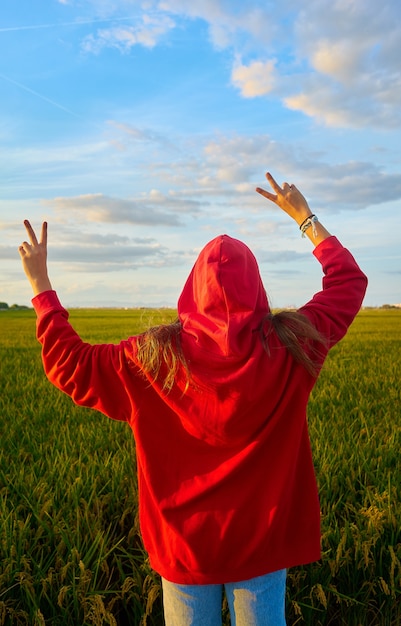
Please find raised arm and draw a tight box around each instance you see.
[18,220,133,423]
[256,172,332,246]
[256,172,368,346]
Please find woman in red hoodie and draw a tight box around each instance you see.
[19,173,367,625]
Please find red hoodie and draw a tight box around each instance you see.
[32,235,367,584]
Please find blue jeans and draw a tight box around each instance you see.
[162,569,287,625]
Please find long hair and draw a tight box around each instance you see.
[135,320,190,393]
[135,311,326,392]
[261,310,327,377]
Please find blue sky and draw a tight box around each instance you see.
[1,0,400,308]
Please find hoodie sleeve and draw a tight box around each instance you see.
[32,290,134,422]
[298,236,368,347]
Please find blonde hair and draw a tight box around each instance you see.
[261,310,327,377]
[135,311,326,392]
[136,320,190,393]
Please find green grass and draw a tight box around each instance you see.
[0,309,400,625]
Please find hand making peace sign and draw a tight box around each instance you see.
[18,220,52,295]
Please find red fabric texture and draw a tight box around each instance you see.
[32,235,367,584]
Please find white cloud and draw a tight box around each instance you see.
[42,193,179,226]
[3,123,401,228]
[284,69,401,129]
[42,192,200,225]
[132,131,401,212]
[67,0,401,129]
[231,59,276,98]
[106,120,174,151]
[159,0,272,49]
[310,39,366,84]
[170,0,400,130]
[284,90,356,129]
[81,13,175,53]
[287,0,401,127]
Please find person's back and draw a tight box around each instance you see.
[18,172,368,625]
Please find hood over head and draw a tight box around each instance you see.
[149,235,292,447]
[178,235,269,360]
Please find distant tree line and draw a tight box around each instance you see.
[0,302,30,310]
[1,301,400,311]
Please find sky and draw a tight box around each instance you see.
[1,0,400,309]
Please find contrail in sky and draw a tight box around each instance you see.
[0,72,82,119]
[0,15,142,33]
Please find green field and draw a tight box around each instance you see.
[1,308,400,625]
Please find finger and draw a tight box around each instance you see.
[256,187,277,202]
[18,240,32,256]
[40,221,48,247]
[24,220,38,246]
[18,243,27,257]
[265,172,283,195]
